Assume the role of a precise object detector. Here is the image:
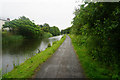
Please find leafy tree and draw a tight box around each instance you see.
[70,2,120,78]
[41,23,50,32]
[3,16,43,39]
[49,26,60,36]
[39,25,43,28]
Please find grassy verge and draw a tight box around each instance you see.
[2,35,66,78]
[69,34,118,80]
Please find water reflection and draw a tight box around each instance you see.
[2,35,63,74]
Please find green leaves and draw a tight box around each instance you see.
[3,16,43,39]
[70,2,120,78]
[49,26,60,36]
[61,27,71,34]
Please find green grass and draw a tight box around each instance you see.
[2,35,66,78]
[69,34,119,80]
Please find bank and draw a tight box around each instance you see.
[2,35,66,78]
[69,34,120,79]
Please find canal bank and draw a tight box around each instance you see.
[33,35,86,78]
[2,35,66,78]
[2,34,63,75]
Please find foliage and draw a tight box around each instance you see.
[48,43,51,47]
[41,23,50,32]
[52,41,58,45]
[39,24,60,36]
[43,32,52,38]
[2,35,66,78]
[3,16,43,39]
[49,26,60,36]
[61,27,71,34]
[70,2,120,79]
[3,16,60,39]
[69,35,113,79]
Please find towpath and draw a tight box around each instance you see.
[34,35,86,78]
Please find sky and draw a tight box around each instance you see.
[0,0,83,30]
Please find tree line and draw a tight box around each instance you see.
[3,16,60,39]
[63,2,120,78]
[61,27,71,34]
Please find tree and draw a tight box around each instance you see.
[41,23,50,32]
[49,26,60,36]
[3,16,43,39]
[61,27,71,34]
[71,2,120,72]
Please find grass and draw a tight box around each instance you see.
[2,35,66,79]
[69,34,119,80]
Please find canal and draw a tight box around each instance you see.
[2,35,63,74]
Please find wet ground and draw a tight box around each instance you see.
[34,35,86,78]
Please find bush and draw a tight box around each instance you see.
[43,32,52,38]
[47,43,51,47]
[70,2,120,79]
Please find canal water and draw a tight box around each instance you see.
[2,35,63,74]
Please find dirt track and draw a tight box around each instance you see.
[34,35,86,78]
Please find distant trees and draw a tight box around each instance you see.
[39,24,60,36]
[41,23,50,32]
[61,27,71,34]
[49,26,60,36]
[3,16,61,39]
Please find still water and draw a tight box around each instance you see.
[2,35,63,74]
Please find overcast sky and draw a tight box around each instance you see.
[0,0,83,30]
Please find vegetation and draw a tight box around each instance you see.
[42,32,52,38]
[40,23,60,36]
[49,26,60,36]
[3,16,61,39]
[2,16,61,78]
[3,16,43,39]
[61,27,71,34]
[2,35,66,78]
[48,43,51,47]
[69,2,120,79]
[70,35,117,79]
[52,41,58,45]
[2,1,120,79]
[40,23,50,32]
